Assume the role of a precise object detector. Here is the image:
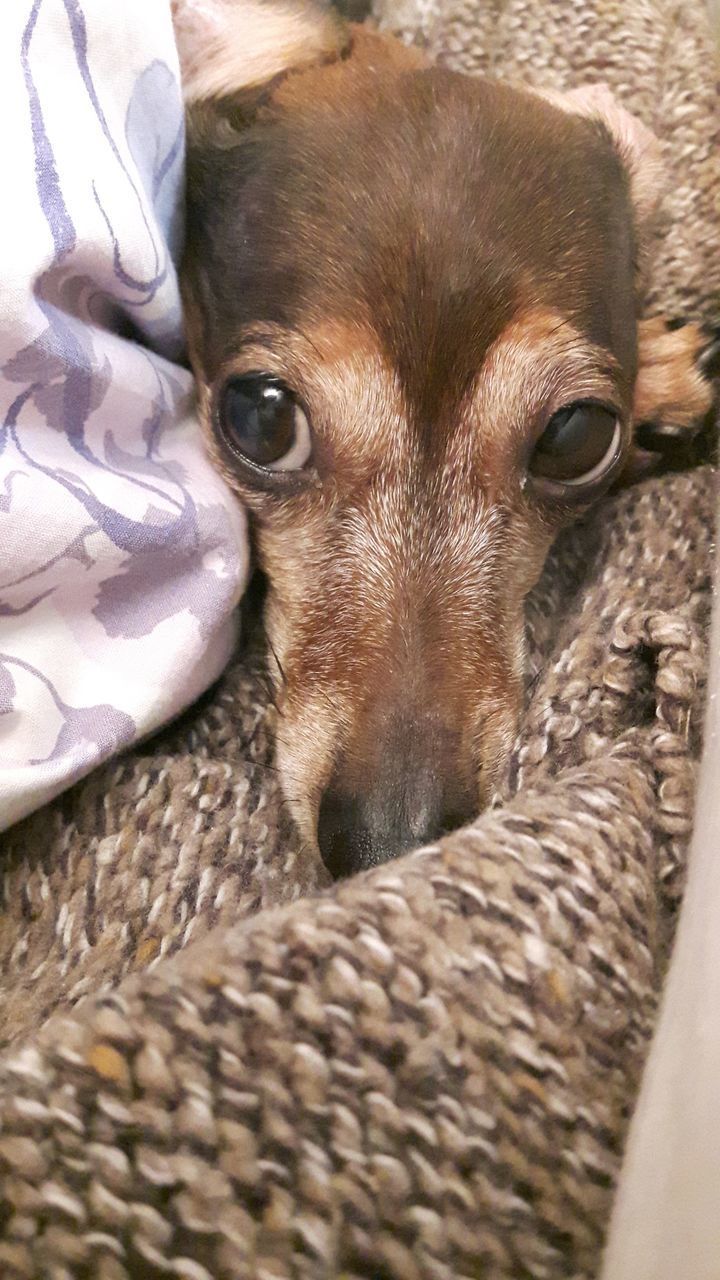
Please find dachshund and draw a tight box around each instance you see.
[177,1,717,878]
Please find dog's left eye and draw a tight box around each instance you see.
[217,375,312,471]
[530,402,621,486]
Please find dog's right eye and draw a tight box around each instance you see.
[217,375,312,471]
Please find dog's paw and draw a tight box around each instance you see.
[698,323,720,380]
[624,317,719,481]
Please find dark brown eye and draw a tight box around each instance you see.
[217,375,312,471]
[530,402,621,486]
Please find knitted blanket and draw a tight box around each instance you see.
[0,1,717,1276]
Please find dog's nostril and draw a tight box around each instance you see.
[316,782,476,881]
[317,788,384,880]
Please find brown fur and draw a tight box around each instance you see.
[182,22,712,873]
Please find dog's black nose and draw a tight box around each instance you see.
[317,763,477,880]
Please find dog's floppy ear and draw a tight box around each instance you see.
[172,0,348,105]
[537,83,664,229]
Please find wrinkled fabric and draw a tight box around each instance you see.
[0,0,248,831]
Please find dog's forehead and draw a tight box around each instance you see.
[187,60,637,413]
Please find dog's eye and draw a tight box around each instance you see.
[218,375,312,471]
[530,402,621,486]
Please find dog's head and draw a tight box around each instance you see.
[181,9,661,876]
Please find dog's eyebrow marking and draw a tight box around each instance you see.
[230,317,379,366]
[457,306,627,470]
[218,318,409,471]
[305,318,377,364]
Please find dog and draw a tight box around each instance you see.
[177,1,717,879]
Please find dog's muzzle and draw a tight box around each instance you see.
[316,712,478,878]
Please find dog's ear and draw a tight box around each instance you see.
[537,83,664,229]
[172,0,348,106]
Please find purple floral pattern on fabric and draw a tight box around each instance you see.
[0,1,249,829]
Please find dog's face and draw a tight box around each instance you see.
[183,30,642,876]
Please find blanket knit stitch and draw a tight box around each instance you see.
[0,0,717,1276]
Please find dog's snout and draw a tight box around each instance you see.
[317,776,476,880]
[316,719,478,878]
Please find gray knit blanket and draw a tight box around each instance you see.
[0,1,717,1276]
